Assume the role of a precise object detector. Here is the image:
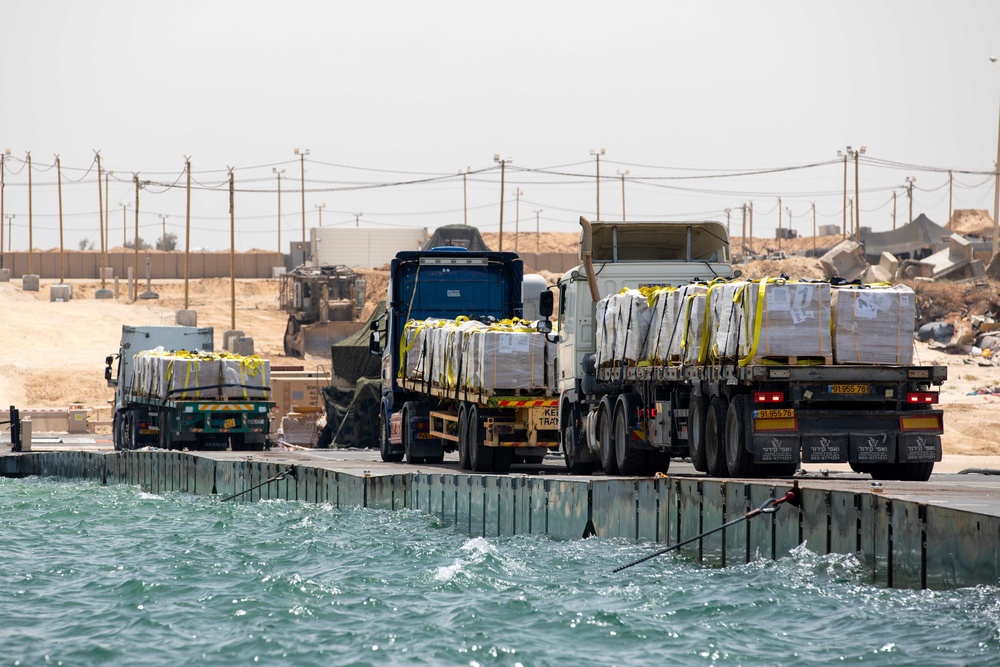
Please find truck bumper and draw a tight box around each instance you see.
[751,409,944,465]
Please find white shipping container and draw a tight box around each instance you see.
[310,227,428,268]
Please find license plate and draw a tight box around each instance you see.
[829,384,869,395]
[224,418,236,429]
[754,408,794,419]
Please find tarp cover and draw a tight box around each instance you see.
[860,214,951,258]
[318,378,382,449]
[422,224,492,251]
[330,300,385,385]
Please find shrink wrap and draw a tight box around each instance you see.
[739,280,832,362]
[831,285,915,364]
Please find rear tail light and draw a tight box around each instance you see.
[638,408,657,419]
[907,392,939,405]
[753,391,785,403]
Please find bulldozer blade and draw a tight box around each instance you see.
[299,321,366,358]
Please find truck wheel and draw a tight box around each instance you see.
[469,405,495,472]
[870,461,934,482]
[402,404,420,465]
[112,413,124,451]
[598,398,620,475]
[564,423,597,475]
[687,395,709,473]
[614,395,649,476]
[704,396,730,477]
[458,404,472,470]
[379,404,403,462]
[493,447,513,474]
[648,449,672,475]
[725,395,757,478]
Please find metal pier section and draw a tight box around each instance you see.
[2,449,998,590]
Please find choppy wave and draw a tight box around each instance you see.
[1,477,997,666]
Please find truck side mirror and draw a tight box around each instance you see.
[104,355,115,384]
[369,330,381,355]
[370,319,380,331]
[539,289,554,318]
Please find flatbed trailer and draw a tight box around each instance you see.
[390,379,560,472]
[587,361,946,480]
[117,395,273,452]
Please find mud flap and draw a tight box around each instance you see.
[897,434,941,462]
[802,435,849,463]
[752,434,800,465]
[850,432,894,464]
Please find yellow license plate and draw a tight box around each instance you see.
[224,418,236,429]
[829,384,869,395]
[417,432,437,439]
[755,408,794,419]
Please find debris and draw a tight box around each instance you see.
[819,239,867,281]
[917,321,954,343]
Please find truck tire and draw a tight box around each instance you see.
[457,404,472,470]
[725,395,757,478]
[157,412,173,450]
[469,405,496,472]
[705,396,730,477]
[687,395,709,473]
[493,447,513,474]
[563,423,597,475]
[379,403,403,462]
[869,461,934,482]
[112,413,124,451]
[402,404,420,465]
[648,449,672,475]
[614,394,649,476]
[598,398,620,475]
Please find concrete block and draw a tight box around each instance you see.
[818,224,840,236]
[925,243,972,280]
[22,274,39,292]
[272,266,287,278]
[175,309,198,326]
[100,266,114,280]
[232,336,255,356]
[862,265,893,284]
[899,259,934,279]
[94,289,114,300]
[223,330,245,351]
[0,268,9,282]
[970,259,986,278]
[948,233,974,263]
[879,252,899,276]
[50,283,73,302]
[819,239,868,281]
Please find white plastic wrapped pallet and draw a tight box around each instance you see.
[399,318,445,380]
[595,297,613,367]
[831,284,915,364]
[221,355,271,399]
[640,287,676,363]
[666,284,709,361]
[469,326,549,392]
[704,281,747,361]
[682,291,708,364]
[739,281,832,361]
[612,289,653,365]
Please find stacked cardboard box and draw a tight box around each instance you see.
[739,280,832,362]
[831,285,915,364]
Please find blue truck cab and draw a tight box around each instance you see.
[371,248,525,462]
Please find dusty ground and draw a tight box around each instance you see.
[3,233,1000,458]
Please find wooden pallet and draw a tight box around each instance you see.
[754,354,832,366]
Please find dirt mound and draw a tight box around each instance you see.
[948,209,994,237]
[737,257,827,280]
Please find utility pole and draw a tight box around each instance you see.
[273,167,285,260]
[159,214,169,250]
[741,203,747,259]
[185,158,192,309]
[848,197,853,235]
[461,167,471,225]
[618,169,629,221]
[27,151,33,275]
[777,196,782,249]
[991,56,1000,258]
[749,201,754,255]
[591,148,605,219]
[56,155,64,283]
[811,202,816,256]
[725,208,731,237]
[315,203,325,227]
[354,212,362,227]
[0,149,7,270]
[104,169,111,261]
[4,215,12,254]
[786,206,792,243]
[229,168,236,331]
[892,190,897,230]
[948,170,954,228]
[494,155,511,251]
[853,146,865,237]
[122,204,128,249]
[837,148,848,237]
[534,209,542,253]
[95,152,103,278]
[905,176,916,225]
[513,187,522,252]
[295,148,309,245]
[133,174,140,300]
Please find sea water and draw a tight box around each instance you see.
[1,477,998,667]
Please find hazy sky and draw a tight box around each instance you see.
[2,0,1000,253]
